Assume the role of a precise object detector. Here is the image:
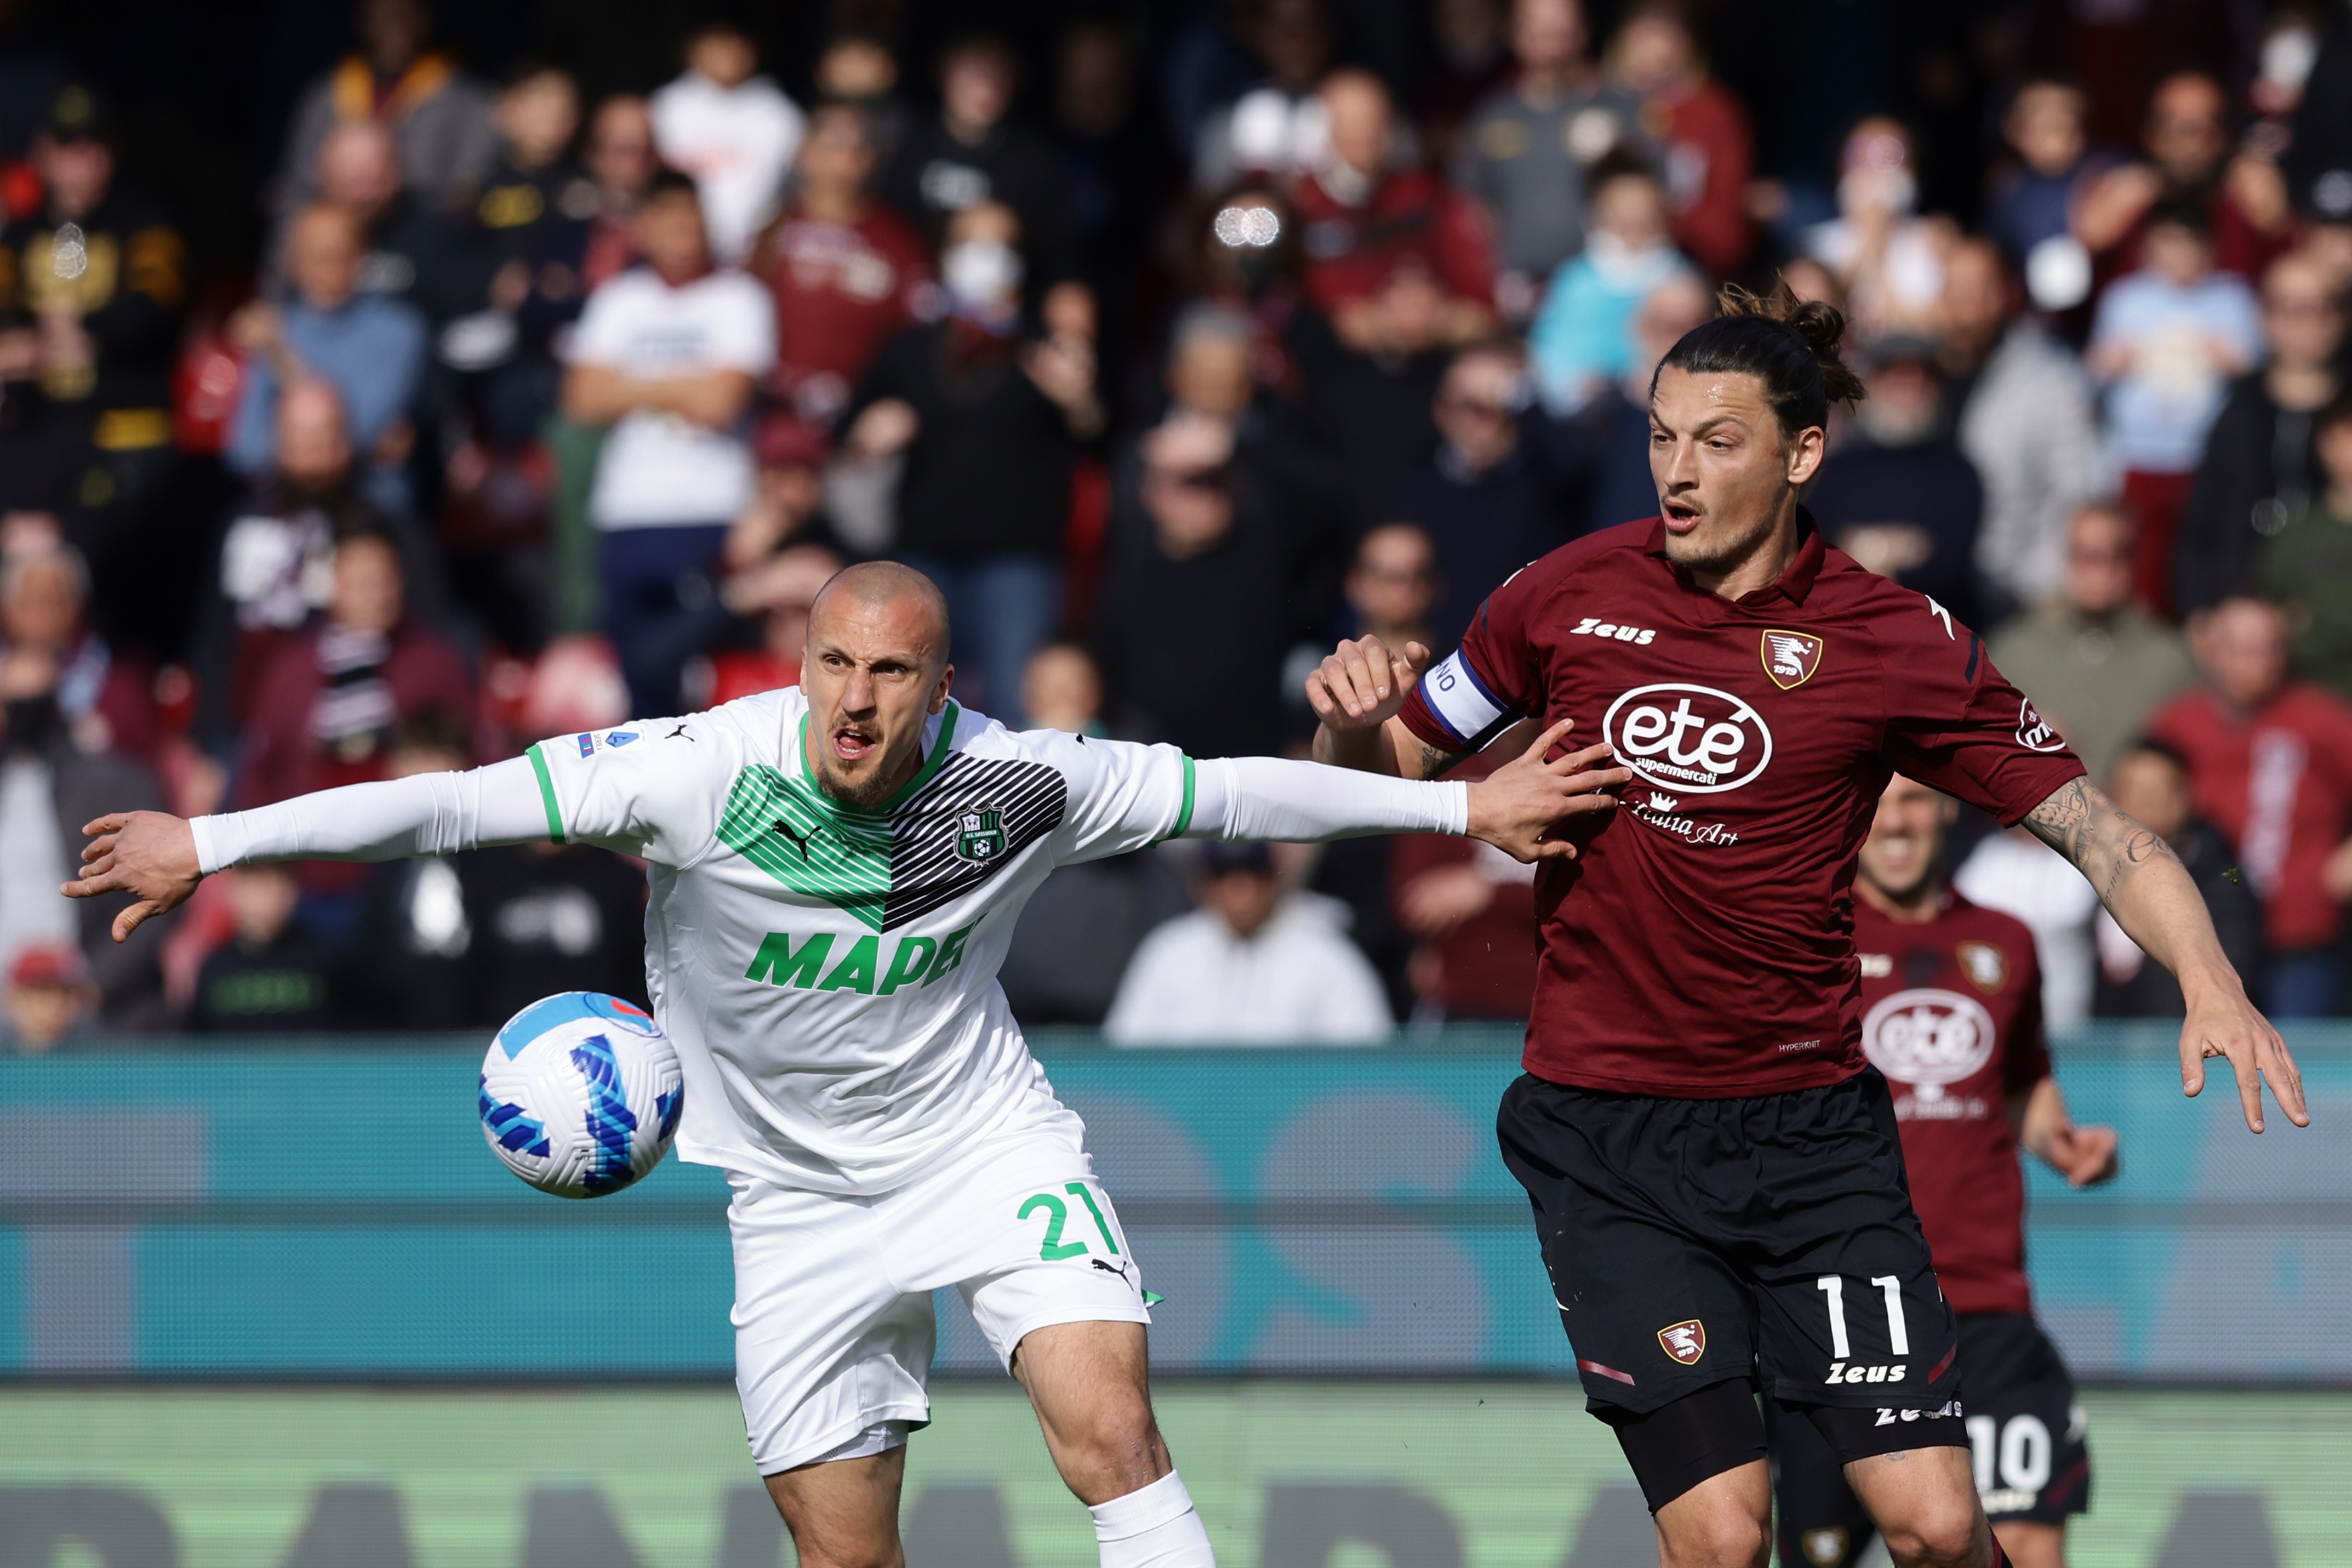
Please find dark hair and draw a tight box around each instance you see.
[643,168,702,205]
[2145,194,2213,239]
[2118,736,2190,775]
[2314,390,2352,435]
[1652,278,1866,439]
[1586,148,1665,196]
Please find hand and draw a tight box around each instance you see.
[844,397,919,460]
[225,300,283,356]
[1463,717,1630,863]
[2320,833,2352,903]
[1306,634,1429,734]
[2179,975,2308,1133]
[62,811,204,942]
[1397,862,1498,936]
[2041,1122,2120,1186]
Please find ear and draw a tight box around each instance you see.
[1784,424,1826,488]
[928,663,956,714]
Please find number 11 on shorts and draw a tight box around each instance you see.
[1818,1275,1909,1374]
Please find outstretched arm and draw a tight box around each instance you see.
[2022,775,2307,1133]
[64,759,551,943]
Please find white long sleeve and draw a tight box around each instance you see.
[189,757,553,873]
[1182,755,1467,842]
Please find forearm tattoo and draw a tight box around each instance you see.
[2022,776,2182,903]
[1420,743,1466,780]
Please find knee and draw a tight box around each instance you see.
[794,1547,903,1568]
[1879,1494,1983,1568]
[1660,1500,1771,1568]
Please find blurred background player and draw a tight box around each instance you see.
[1767,773,2117,1568]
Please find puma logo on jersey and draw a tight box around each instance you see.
[771,819,810,857]
[1571,617,1658,645]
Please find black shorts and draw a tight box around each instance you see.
[1497,1068,1964,1419]
[1770,1311,2091,1563]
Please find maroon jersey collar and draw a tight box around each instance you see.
[1640,508,1827,610]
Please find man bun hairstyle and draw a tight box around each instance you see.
[1653,276,1866,440]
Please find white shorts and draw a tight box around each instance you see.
[730,1116,1152,1475]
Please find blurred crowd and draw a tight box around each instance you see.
[7,0,2352,1046]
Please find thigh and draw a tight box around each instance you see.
[1957,1313,2091,1526]
[887,1119,1153,1370]
[1765,1394,1876,1567]
[1741,1074,1962,1423]
[1496,1074,1758,1414]
[763,1443,907,1567]
[730,1180,936,1477]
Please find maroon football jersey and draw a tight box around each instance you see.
[1855,892,2049,1316]
[1396,516,2085,1096]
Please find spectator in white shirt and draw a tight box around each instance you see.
[560,171,775,712]
[650,19,806,263]
[1105,841,1394,1044]
[1954,826,2101,1032]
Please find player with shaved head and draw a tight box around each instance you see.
[1307,281,2300,1568]
[66,560,1627,1568]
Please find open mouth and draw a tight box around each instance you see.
[830,725,879,763]
[1662,498,1703,529]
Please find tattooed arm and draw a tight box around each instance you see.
[2023,776,2308,1133]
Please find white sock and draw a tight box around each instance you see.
[1089,1469,1216,1567]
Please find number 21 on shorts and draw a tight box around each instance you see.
[1019,1182,1121,1261]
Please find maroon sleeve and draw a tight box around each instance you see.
[1879,606,2087,825]
[1435,189,1498,308]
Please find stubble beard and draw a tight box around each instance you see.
[1660,502,1785,577]
[809,746,904,810]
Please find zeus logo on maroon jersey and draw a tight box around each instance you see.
[1602,683,1774,794]
[1570,616,1659,645]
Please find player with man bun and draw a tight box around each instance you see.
[1306,282,2301,1568]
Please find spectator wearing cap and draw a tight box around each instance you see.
[2087,198,2262,615]
[1292,70,1496,349]
[996,642,1190,1027]
[750,103,934,443]
[1605,1,1753,279]
[2177,249,2343,615]
[651,20,806,265]
[880,33,1081,323]
[843,199,1101,720]
[5,943,98,1052]
[0,642,166,1029]
[1938,237,2105,619]
[2074,70,2293,288]
[1805,334,1984,623]
[1105,840,1392,1044]
[0,542,156,763]
[1397,343,1571,647]
[2094,738,2263,1018]
[1455,0,1646,311]
[277,0,498,213]
[2253,393,2352,701]
[1527,153,1692,415]
[227,203,430,516]
[0,85,191,656]
[2147,595,2352,1016]
[1987,502,2195,785]
[561,171,773,715]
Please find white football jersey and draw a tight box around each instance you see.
[522,688,1196,1195]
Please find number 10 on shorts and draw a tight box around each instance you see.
[1819,1274,1910,1384]
[1019,1182,1121,1261]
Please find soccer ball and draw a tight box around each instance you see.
[478,992,683,1198]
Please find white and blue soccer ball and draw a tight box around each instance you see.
[478,992,683,1198]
